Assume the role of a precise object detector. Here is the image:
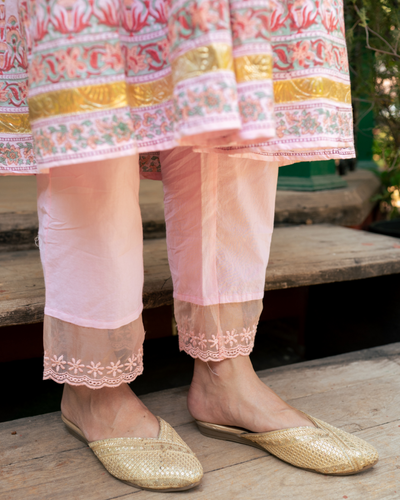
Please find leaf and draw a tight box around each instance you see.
[146,49,161,63]
[274,48,289,64]
[179,15,190,30]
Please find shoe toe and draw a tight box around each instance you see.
[312,417,379,473]
[89,419,204,491]
[243,415,379,475]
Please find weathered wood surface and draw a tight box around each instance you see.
[1,344,400,499]
[0,178,165,246]
[0,171,380,249]
[2,224,400,327]
[275,169,381,227]
[0,250,44,326]
[265,224,400,290]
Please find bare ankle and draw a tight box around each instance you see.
[61,383,159,441]
[193,356,255,385]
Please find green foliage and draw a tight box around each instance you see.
[345,0,400,217]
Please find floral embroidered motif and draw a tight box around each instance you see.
[274,106,352,140]
[178,325,257,362]
[106,360,123,376]
[124,355,139,372]
[68,358,85,374]
[86,361,105,378]
[1,0,354,175]
[0,1,35,173]
[224,330,238,347]
[43,348,144,388]
[240,327,253,345]
[50,354,67,372]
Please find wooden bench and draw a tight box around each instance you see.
[1,343,399,499]
[1,224,400,328]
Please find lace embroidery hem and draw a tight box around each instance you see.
[178,325,256,362]
[43,348,143,389]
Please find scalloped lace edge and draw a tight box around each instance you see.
[178,325,256,361]
[43,369,143,388]
[43,348,143,389]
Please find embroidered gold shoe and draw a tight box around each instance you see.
[196,413,378,475]
[62,414,203,491]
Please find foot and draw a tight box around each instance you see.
[187,356,313,433]
[61,383,159,442]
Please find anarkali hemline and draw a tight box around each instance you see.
[1,0,354,176]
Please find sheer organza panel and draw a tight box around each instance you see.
[43,315,145,389]
[176,299,262,362]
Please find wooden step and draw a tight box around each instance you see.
[0,178,166,249]
[1,224,400,328]
[0,170,380,249]
[1,343,399,499]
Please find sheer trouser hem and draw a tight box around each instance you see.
[43,315,145,389]
[175,299,262,362]
[43,363,144,389]
[178,338,255,362]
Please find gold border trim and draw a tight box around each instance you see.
[235,54,273,83]
[0,113,31,134]
[29,81,129,121]
[27,74,351,122]
[274,77,351,104]
[172,43,233,84]
[127,75,172,108]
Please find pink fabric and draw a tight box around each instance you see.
[36,155,144,329]
[175,300,262,362]
[38,149,278,386]
[43,315,144,388]
[161,147,278,360]
[0,0,354,175]
[161,148,278,305]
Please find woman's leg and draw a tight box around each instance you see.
[161,147,311,432]
[37,156,158,440]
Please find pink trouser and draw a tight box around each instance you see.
[37,148,278,388]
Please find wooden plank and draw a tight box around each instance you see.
[2,344,399,465]
[2,225,400,327]
[275,169,381,227]
[255,344,400,402]
[135,421,400,500]
[0,250,45,326]
[0,176,37,214]
[0,178,165,248]
[265,224,400,291]
[3,420,398,500]
[0,172,380,246]
[1,345,399,499]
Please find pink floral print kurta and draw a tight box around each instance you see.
[0,0,354,177]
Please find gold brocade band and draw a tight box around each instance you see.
[29,81,129,122]
[172,43,233,84]
[27,75,351,122]
[234,54,273,83]
[0,113,31,134]
[274,77,351,104]
[127,75,172,108]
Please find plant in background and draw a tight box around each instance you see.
[345,0,400,218]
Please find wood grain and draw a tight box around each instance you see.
[1,344,399,500]
[275,169,381,227]
[2,225,400,327]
